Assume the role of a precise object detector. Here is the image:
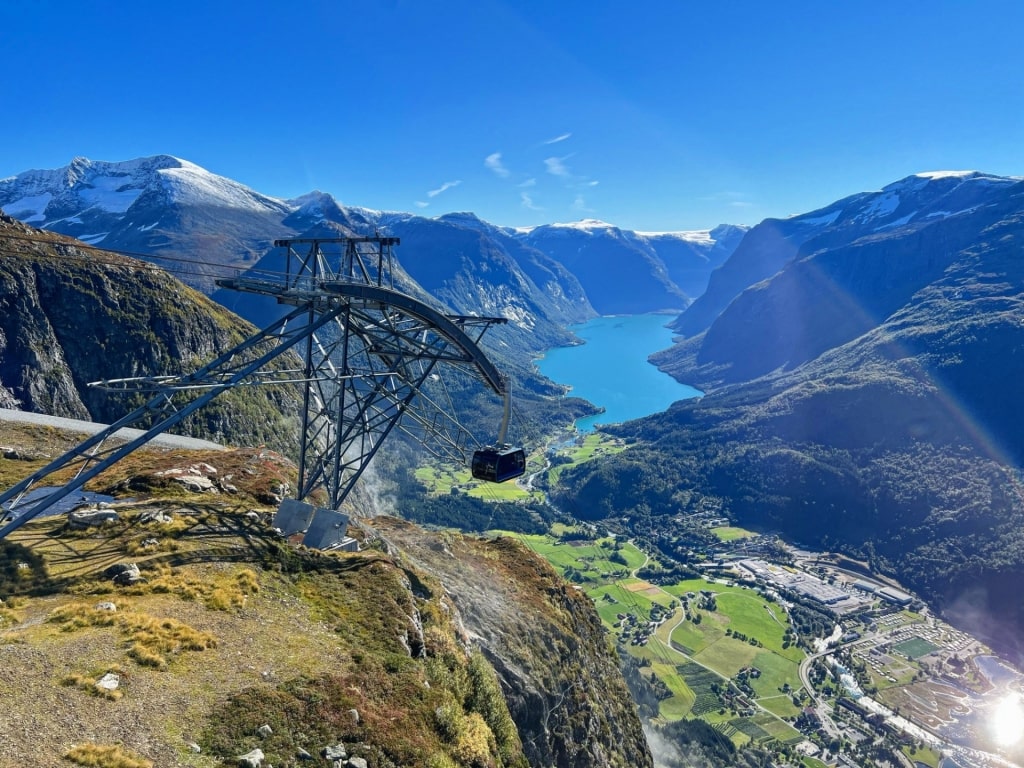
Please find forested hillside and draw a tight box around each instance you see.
[556,173,1024,661]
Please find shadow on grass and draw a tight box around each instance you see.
[2,502,377,599]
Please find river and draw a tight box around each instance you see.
[535,313,702,431]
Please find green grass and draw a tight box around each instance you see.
[748,651,801,699]
[694,636,760,678]
[749,710,800,743]
[710,526,757,542]
[757,694,801,718]
[546,433,626,484]
[414,463,540,502]
[893,636,940,660]
[903,743,942,768]
[714,591,800,661]
[492,530,808,744]
[651,661,696,719]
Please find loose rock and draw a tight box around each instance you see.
[94,672,119,692]
[322,744,347,761]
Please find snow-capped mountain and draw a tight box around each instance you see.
[0,155,291,243]
[674,170,1021,337]
[0,155,297,292]
[658,169,1024,385]
[514,219,747,315]
[1,155,744,320]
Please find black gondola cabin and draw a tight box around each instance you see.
[471,445,526,483]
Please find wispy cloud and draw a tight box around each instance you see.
[519,177,536,188]
[545,156,571,178]
[484,152,510,178]
[427,180,462,198]
[414,201,429,208]
[544,132,572,145]
[521,192,542,211]
[571,195,593,213]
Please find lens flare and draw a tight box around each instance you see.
[990,693,1024,747]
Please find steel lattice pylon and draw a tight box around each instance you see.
[0,237,512,538]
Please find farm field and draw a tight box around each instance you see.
[503,527,808,746]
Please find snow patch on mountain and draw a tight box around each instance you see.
[2,192,52,222]
[548,218,617,232]
[858,191,900,221]
[874,212,916,231]
[634,229,714,243]
[793,209,842,227]
[158,162,288,213]
[916,170,982,180]
[76,174,144,213]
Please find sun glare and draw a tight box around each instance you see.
[990,693,1024,746]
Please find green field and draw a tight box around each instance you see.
[711,526,758,542]
[414,462,541,501]
[893,636,941,660]
[504,532,649,588]
[498,530,807,741]
[546,432,626,484]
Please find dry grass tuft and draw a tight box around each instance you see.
[48,603,217,671]
[60,666,125,701]
[63,743,153,768]
[136,564,260,611]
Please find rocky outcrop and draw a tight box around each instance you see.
[374,517,653,768]
[0,213,300,453]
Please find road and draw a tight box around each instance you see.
[797,648,842,739]
[0,407,225,451]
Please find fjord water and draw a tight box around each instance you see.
[537,314,702,431]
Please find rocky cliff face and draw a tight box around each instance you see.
[0,213,300,452]
[375,517,653,768]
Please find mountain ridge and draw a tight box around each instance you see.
[0,155,744,317]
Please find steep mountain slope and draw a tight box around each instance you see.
[637,223,748,300]
[0,428,651,768]
[556,171,1024,661]
[516,220,690,314]
[0,213,300,452]
[672,171,1019,339]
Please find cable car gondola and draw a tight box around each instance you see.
[470,378,525,483]
[471,444,526,483]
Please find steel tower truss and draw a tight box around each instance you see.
[0,237,511,538]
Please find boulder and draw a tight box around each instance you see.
[94,672,119,692]
[322,744,346,761]
[68,507,119,529]
[237,748,264,767]
[256,724,273,738]
[139,509,173,524]
[104,562,143,586]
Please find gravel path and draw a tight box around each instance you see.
[0,407,225,451]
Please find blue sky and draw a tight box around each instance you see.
[3,1,1023,231]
